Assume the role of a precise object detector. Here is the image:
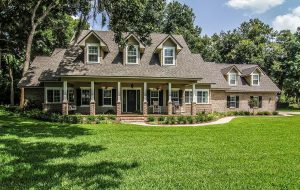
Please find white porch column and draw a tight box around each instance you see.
[144,82,147,102]
[192,83,197,116]
[168,82,172,115]
[90,81,95,115]
[143,82,148,115]
[62,81,68,115]
[192,83,196,103]
[117,82,121,102]
[63,81,68,102]
[168,82,172,103]
[91,81,95,102]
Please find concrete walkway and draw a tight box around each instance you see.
[126,116,236,127]
[278,111,300,116]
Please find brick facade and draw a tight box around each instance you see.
[90,101,96,115]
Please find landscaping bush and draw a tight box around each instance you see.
[177,115,187,124]
[107,114,116,121]
[186,116,194,124]
[158,116,166,122]
[148,116,155,122]
[165,116,176,124]
[272,111,279,115]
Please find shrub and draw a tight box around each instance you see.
[86,115,96,124]
[158,116,166,122]
[263,111,271,115]
[148,116,155,122]
[195,114,205,123]
[107,114,116,121]
[165,116,176,124]
[177,116,187,124]
[272,111,279,115]
[257,112,264,115]
[186,116,194,124]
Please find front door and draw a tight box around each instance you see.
[123,89,141,113]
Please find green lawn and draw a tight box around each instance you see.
[0,110,300,189]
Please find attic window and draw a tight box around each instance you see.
[252,74,260,86]
[87,44,99,63]
[126,45,138,64]
[229,73,237,86]
[163,47,175,65]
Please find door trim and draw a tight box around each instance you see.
[122,87,142,113]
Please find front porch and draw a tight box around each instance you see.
[43,78,212,116]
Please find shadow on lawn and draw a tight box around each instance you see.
[0,112,138,189]
[0,113,88,138]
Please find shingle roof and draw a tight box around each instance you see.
[19,30,280,92]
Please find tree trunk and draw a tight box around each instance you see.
[8,65,14,105]
[20,25,36,108]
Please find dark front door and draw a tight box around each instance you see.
[127,90,136,113]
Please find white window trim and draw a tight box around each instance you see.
[229,95,237,108]
[228,73,237,86]
[184,89,193,104]
[80,87,91,107]
[102,89,113,107]
[45,87,62,104]
[150,89,160,106]
[196,89,210,104]
[87,43,100,64]
[163,47,176,66]
[126,45,139,65]
[251,74,260,86]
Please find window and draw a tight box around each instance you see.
[103,89,112,106]
[197,90,209,104]
[46,88,61,103]
[171,90,179,102]
[150,90,159,106]
[185,90,193,104]
[250,96,260,108]
[81,89,90,106]
[163,47,175,65]
[68,89,75,103]
[252,74,260,86]
[230,96,236,108]
[87,45,99,63]
[229,73,237,86]
[127,45,138,64]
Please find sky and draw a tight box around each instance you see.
[88,0,300,36]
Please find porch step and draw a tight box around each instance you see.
[119,116,146,122]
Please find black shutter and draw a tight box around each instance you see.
[98,89,103,106]
[179,90,183,105]
[227,96,230,108]
[250,96,253,108]
[147,90,150,106]
[159,90,164,106]
[236,96,239,108]
[166,90,169,106]
[112,89,116,106]
[76,89,81,106]
[259,96,262,108]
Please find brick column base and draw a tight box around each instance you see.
[168,102,173,115]
[143,102,148,116]
[191,102,197,116]
[116,102,122,116]
[62,101,68,115]
[90,101,96,115]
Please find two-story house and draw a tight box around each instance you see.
[19,30,280,117]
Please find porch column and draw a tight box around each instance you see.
[62,81,68,115]
[143,82,148,116]
[182,88,186,113]
[116,82,121,116]
[191,83,197,116]
[168,82,172,115]
[90,81,96,115]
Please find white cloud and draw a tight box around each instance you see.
[166,0,174,4]
[272,6,300,32]
[227,0,285,14]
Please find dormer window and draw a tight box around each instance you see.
[252,74,260,86]
[126,45,139,64]
[229,73,237,86]
[163,47,175,65]
[87,44,100,63]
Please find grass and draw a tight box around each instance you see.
[0,110,300,189]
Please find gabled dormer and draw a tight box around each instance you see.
[155,35,183,66]
[221,65,242,86]
[77,30,109,64]
[120,34,145,65]
[242,66,265,86]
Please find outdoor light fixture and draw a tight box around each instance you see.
[131,83,134,88]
